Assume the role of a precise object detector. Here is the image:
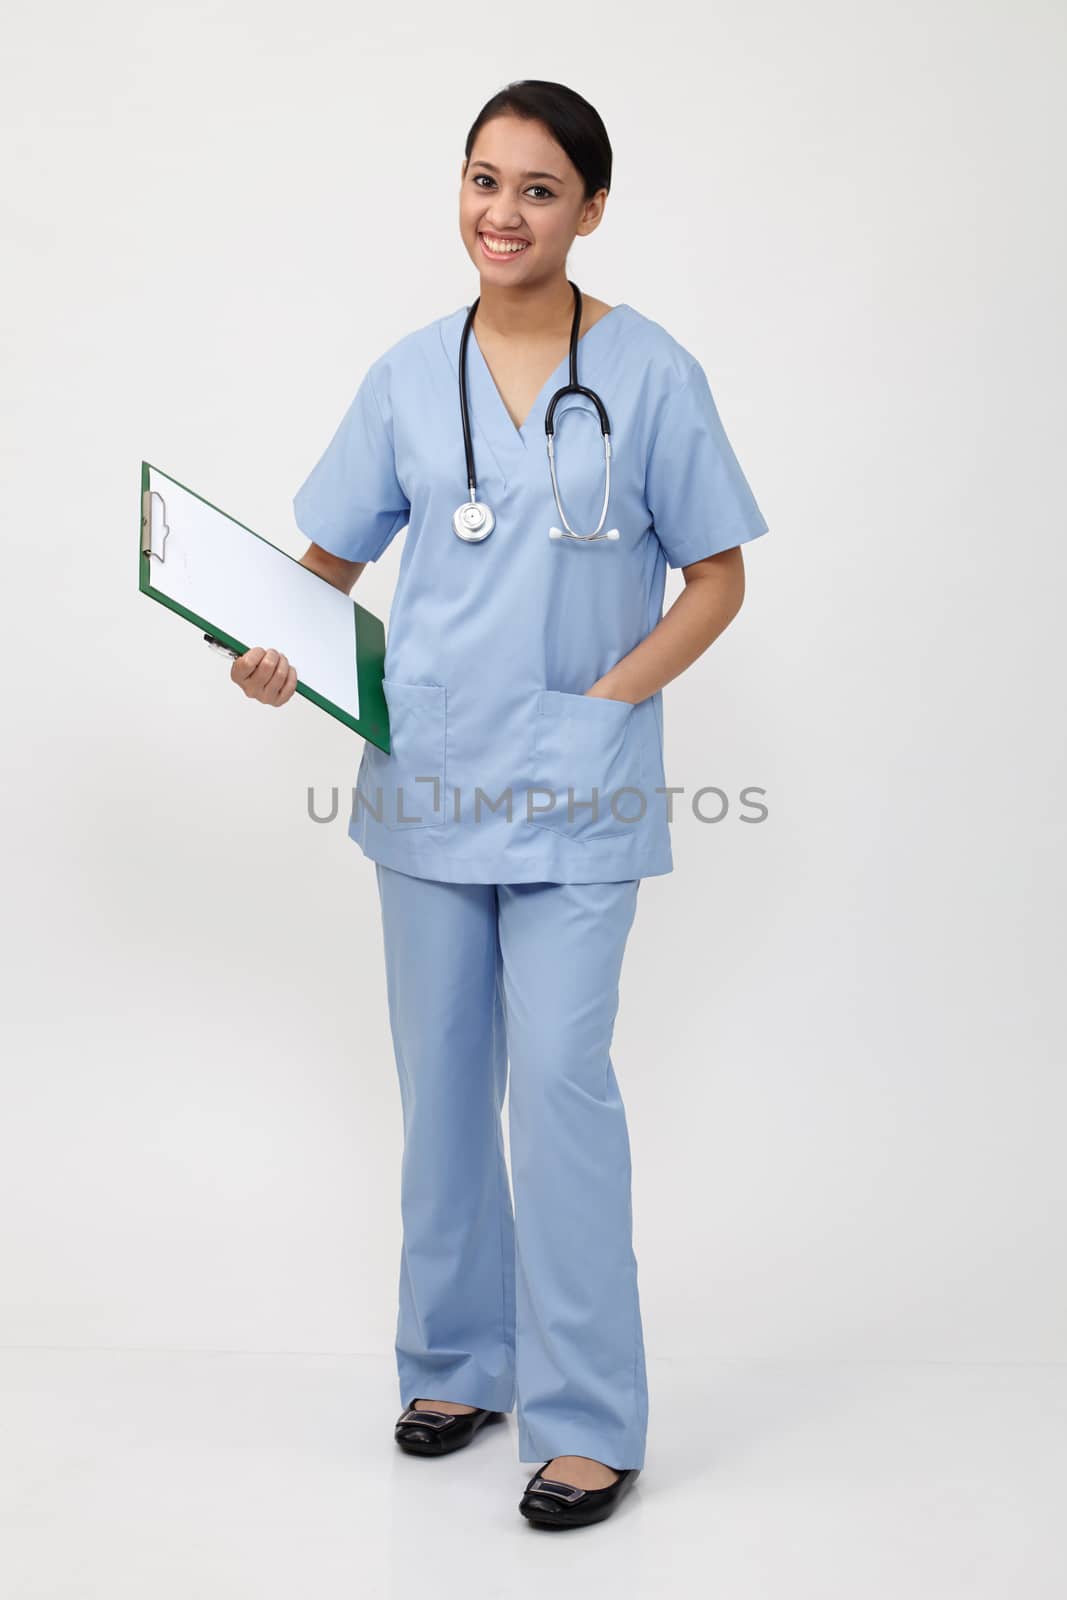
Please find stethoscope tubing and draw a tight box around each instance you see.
[455,280,615,543]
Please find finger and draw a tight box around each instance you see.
[264,660,295,705]
[252,652,282,701]
[274,665,298,705]
[232,646,264,683]
[263,650,290,691]
[248,648,283,692]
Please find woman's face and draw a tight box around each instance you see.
[459,113,606,287]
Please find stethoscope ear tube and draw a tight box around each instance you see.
[454,280,617,544]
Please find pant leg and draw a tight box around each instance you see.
[496,876,647,1470]
[374,862,516,1414]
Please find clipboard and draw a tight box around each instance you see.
[139,461,390,752]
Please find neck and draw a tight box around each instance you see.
[474,274,577,339]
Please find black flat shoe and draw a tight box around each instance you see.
[518,1461,641,1528]
[394,1400,505,1456]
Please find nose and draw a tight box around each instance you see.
[481,202,523,230]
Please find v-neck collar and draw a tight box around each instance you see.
[452,303,630,461]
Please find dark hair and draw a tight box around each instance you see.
[463,80,612,200]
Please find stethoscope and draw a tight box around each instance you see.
[452,279,619,545]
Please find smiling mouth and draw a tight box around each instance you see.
[479,231,531,257]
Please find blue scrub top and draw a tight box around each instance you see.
[293,302,769,885]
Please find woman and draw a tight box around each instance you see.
[233,80,769,1529]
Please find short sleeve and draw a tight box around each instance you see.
[645,360,769,568]
[292,363,410,563]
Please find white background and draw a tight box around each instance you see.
[1,0,1064,1590]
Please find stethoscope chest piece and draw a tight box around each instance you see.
[452,500,495,541]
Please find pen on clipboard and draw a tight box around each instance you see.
[203,633,239,660]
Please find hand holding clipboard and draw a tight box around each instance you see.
[140,462,390,751]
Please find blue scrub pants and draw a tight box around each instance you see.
[374,862,649,1471]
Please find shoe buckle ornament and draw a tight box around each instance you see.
[526,1476,587,1502]
[398,1408,456,1428]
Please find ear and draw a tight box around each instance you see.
[575,190,608,238]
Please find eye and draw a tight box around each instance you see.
[471,174,556,200]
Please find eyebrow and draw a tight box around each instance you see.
[470,159,564,184]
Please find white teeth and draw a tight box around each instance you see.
[482,234,528,254]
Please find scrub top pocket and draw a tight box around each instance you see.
[527,689,647,844]
[376,678,448,829]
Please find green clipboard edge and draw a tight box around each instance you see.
[139,460,391,753]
